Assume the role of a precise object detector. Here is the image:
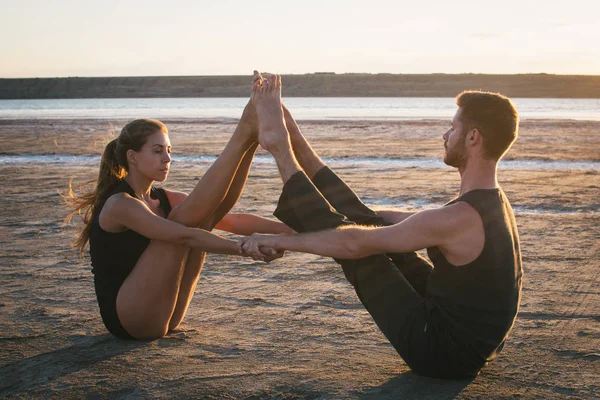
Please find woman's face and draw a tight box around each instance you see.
[130,130,172,182]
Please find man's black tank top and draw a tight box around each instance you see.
[426,188,523,365]
[89,180,171,335]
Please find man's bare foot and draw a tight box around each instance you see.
[282,104,303,143]
[252,74,289,154]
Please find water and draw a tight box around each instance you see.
[2,154,596,216]
[1,153,598,172]
[1,97,599,121]
[1,97,597,217]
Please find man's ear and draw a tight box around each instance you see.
[468,128,481,145]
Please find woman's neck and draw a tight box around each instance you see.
[124,173,153,200]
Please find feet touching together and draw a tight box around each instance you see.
[252,71,303,184]
[237,71,302,262]
[251,71,290,155]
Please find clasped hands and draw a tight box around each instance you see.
[238,234,283,263]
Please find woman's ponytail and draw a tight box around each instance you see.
[64,138,126,255]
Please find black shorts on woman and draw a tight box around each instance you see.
[89,180,172,339]
[273,166,522,379]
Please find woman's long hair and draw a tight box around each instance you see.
[64,119,168,254]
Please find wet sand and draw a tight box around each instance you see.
[0,118,599,399]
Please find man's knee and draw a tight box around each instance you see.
[339,255,395,301]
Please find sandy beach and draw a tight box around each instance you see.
[1,118,599,399]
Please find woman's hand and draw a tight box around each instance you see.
[238,234,284,263]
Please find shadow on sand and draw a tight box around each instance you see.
[0,334,146,398]
[358,371,473,400]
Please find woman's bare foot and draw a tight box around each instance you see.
[252,70,263,89]
[232,71,265,143]
[238,99,258,142]
[252,74,289,154]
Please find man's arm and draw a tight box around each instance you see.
[374,209,415,225]
[215,213,295,235]
[241,202,479,260]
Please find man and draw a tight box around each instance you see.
[242,72,523,379]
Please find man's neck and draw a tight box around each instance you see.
[458,158,499,196]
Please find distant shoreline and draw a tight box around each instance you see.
[2,73,600,99]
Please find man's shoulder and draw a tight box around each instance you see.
[438,201,480,220]
[403,203,481,237]
[434,201,484,238]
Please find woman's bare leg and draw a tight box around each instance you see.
[168,101,258,226]
[116,100,258,339]
[205,143,259,229]
[168,143,259,331]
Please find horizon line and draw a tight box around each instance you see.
[2,72,600,80]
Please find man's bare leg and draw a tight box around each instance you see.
[281,99,432,297]
[280,104,385,227]
[282,104,326,179]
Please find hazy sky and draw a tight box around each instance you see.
[1,0,599,78]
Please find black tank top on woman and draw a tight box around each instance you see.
[89,180,171,338]
[426,188,523,366]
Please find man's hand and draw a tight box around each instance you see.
[238,234,283,263]
[238,234,284,263]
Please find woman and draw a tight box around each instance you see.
[66,77,290,340]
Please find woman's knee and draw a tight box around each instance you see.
[126,320,170,340]
[167,204,190,225]
[168,205,215,230]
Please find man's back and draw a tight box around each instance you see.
[426,188,523,365]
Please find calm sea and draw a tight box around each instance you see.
[1,153,597,214]
[1,97,598,187]
[1,97,599,121]
[2,153,598,172]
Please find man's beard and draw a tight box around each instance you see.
[443,135,468,168]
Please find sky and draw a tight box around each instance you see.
[1,0,599,78]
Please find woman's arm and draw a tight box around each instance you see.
[215,213,295,235]
[101,193,241,255]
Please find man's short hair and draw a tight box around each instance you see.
[456,91,519,161]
